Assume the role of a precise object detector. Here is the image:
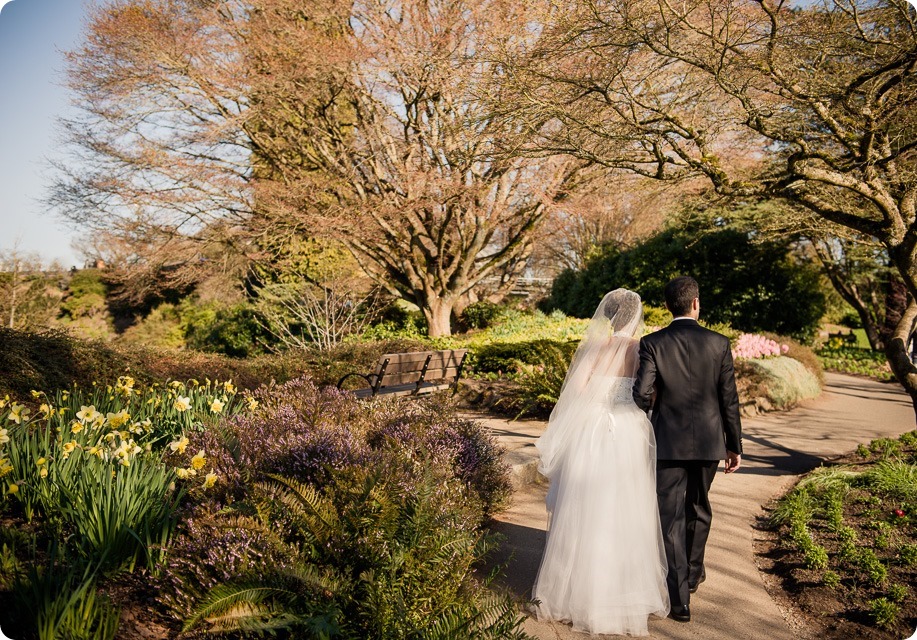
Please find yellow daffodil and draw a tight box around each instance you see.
[61,390,70,400]
[7,483,18,495]
[203,472,217,489]
[175,467,196,479]
[39,403,51,415]
[0,396,7,409]
[0,428,8,445]
[223,380,236,394]
[88,446,101,457]
[209,398,225,414]
[62,441,78,454]
[8,403,29,424]
[0,458,13,477]
[169,381,184,389]
[30,390,41,399]
[246,396,259,412]
[174,396,191,413]
[70,421,84,435]
[36,457,47,467]
[76,405,100,424]
[107,410,130,429]
[169,436,189,455]
[39,467,48,479]
[190,450,206,470]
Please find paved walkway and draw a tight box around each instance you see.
[475,373,914,639]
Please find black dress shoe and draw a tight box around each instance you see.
[689,574,706,594]
[669,605,690,622]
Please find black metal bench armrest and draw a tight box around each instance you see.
[336,372,377,392]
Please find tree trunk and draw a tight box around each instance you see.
[424,297,454,337]
[885,296,917,423]
[813,246,885,350]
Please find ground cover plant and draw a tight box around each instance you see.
[0,373,521,639]
[763,431,917,638]
[816,344,894,382]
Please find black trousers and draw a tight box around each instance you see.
[656,460,719,608]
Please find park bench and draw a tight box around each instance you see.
[336,349,468,399]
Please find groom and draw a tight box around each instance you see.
[632,276,742,623]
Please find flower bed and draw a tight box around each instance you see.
[762,431,917,637]
[817,346,894,382]
[0,378,520,639]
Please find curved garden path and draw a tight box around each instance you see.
[475,372,914,639]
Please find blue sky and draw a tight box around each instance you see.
[0,0,91,268]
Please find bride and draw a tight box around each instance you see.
[532,289,669,636]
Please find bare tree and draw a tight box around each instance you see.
[249,0,585,335]
[52,0,585,336]
[49,0,255,303]
[0,245,63,330]
[510,0,917,413]
[257,280,379,352]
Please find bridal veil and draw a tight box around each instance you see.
[532,289,669,636]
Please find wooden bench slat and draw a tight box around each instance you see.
[378,350,467,367]
[377,351,435,365]
[424,354,466,369]
[379,367,462,388]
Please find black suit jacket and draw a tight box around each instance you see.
[633,319,742,460]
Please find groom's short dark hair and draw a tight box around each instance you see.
[665,276,699,316]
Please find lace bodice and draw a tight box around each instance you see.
[606,376,637,406]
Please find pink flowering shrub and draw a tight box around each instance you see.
[732,333,790,360]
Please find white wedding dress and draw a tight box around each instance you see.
[532,291,669,637]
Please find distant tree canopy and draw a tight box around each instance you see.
[542,226,827,340]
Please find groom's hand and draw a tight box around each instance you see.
[724,451,741,474]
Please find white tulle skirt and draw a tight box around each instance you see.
[532,399,669,636]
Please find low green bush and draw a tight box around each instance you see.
[459,301,503,331]
[473,339,578,374]
[869,597,899,628]
[735,356,822,410]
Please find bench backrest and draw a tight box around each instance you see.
[372,349,467,390]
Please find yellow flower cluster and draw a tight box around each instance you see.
[168,440,217,489]
[115,376,137,398]
[0,401,14,492]
[0,425,12,481]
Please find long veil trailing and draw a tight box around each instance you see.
[532,288,668,636]
[536,288,645,482]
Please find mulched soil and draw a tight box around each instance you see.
[755,449,917,640]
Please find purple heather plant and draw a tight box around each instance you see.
[157,508,294,619]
